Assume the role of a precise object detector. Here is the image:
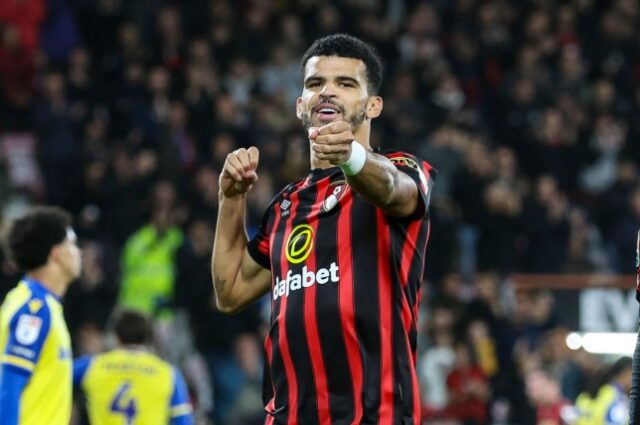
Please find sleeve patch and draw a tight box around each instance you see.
[15,314,43,345]
[389,156,429,192]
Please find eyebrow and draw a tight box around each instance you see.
[304,76,361,86]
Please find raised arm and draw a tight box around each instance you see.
[212,147,272,314]
[310,121,424,217]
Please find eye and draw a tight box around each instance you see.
[339,82,355,88]
[306,81,321,88]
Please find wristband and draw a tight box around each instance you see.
[339,141,367,176]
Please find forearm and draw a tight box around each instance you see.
[346,152,417,217]
[211,195,248,309]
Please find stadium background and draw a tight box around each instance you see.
[0,0,639,424]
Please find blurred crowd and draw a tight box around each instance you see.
[1,0,640,424]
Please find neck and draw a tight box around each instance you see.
[310,122,372,169]
[27,269,68,297]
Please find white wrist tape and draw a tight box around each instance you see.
[339,141,367,176]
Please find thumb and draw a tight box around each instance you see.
[308,127,319,140]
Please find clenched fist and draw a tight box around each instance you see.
[309,121,354,165]
[220,147,260,197]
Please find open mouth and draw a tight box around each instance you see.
[313,103,342,121]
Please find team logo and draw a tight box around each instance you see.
[15,314,42,345]
[28,299,43,314]
[286,224,314,264]
[323,181,348,212]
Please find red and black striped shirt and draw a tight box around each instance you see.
[247,150,435,425]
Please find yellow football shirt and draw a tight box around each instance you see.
[0,278,72,425]
[74,348,193,425]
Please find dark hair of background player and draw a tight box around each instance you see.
[5,206,72,271]
[301,33,383,95]
[112,309,153,345]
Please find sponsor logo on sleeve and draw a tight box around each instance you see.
[390,156,428,192]
[15,314,42,345]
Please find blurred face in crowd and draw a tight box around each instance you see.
[297,56,382,133]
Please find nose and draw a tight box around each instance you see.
[319,82,338,97]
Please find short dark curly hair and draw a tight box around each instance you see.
[301,34,383,94]
[112,309,153,345]
[5,206,72,271]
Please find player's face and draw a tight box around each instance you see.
[55,228,82,281]
[297,56,381,131]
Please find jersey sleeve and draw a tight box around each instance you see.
[383,151,436,221]
[73,355,93,387]
[169,367,194,424]
[247,193,284,270]
[0,366,29,425]
[1,299,51,376]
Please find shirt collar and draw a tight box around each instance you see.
[22,276,61,302]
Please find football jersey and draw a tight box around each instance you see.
[74,348,193,425]
[248,150,435,425]
[0,277,72,425]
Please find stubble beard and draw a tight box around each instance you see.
[301,104,367,133]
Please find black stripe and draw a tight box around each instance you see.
[284,183,320,424]
[315,199,354,424]
[393,289,415,424]
[268,195,289,423]
[351,196,382,422]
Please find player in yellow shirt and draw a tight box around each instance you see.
[73,309,194,425]
[0,207,82,425]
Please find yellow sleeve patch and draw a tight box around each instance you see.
[28,299,43,314]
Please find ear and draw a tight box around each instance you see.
[366,96,383,119]
[48,244,62,266]
[296,97,303,120]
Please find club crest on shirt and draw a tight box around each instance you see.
[322,181,347,212]
[15,314,42,345]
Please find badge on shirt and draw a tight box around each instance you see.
[323,181,347,212]
[15,314,43,345]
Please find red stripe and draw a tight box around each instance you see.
[399,220,421,288]
[399,220,422,333]
[337,190,364,423]
[376,210,394,423]
[303,179,332,424]
[278,192,300,425]
[264,414,275,425]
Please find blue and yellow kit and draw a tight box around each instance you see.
[0,277,72,425]
[74,348,194,425]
